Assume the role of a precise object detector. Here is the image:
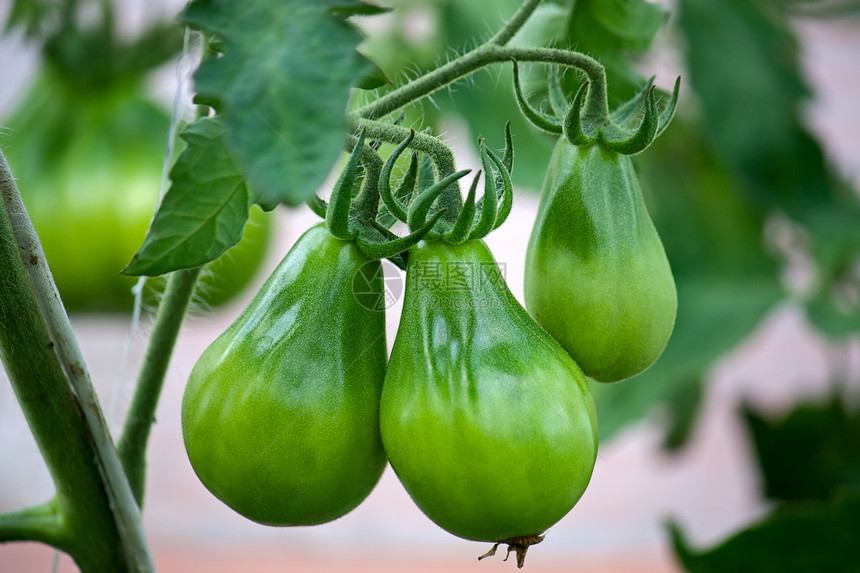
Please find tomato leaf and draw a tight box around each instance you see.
[800,208,860,338]
[123,117,251,277]
[744,396,860,502]
[115,21,185,81]
[180,0,381,206]
[661,379,704,451]
[669,492,860,572]
[330,2,391,17]
[355,51,391,90]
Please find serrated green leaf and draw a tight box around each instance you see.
[180,0,380,206]
[744,396,860,502]
[123,117,251,277]
[670,492,860,572]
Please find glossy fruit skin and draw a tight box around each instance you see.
[1,73,270,312]
[182,223,387,526]
[525,139,677,382]
[381,239,598,542]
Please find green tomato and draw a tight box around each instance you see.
[182,223,387,526]
[381,239,598,544]
[525,139,677,382]
[1,73,270,312]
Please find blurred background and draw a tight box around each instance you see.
[1,0,859,571]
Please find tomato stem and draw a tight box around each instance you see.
[0,149,156,572]
[1,150,154,572]
[117,266,202,505]
[489,0,546,47]
[347,131,385,224]
[351,118,457,178]
[356,45,607,126]
[351,117,461,224]
[0,502,64,547]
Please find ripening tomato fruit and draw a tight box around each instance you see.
[525,139,677,382]
[381,238,598,544]
[182,223,387,526]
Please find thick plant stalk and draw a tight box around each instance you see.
[0,150,155,572]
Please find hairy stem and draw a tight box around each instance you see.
[490,0,546,46]
[351,117,456,176]
[357,42,605,122]
[351,117,462,223]
[117,267,202,505]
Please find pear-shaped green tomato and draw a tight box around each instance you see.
[525,139,677,382]
[381,239,598,543]
[182,224,387,526]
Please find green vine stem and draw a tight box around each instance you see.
[0,150,154,572]
[349,1,608,228]
[356,0,606,124]
[351,117,457,176]
[490,0,544,46]
[351,118,462,222]
[358,45,607,125]
[0,502,62,547]
[117,266,202,505]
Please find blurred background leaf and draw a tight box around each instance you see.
[0,0,272,311]
[670,491,860,572]
[670,394,860,571]
[564,0,668,102]
[597,0,859,449]
[593,119,783,447]
[679,0,860,338]
[744,395,860,501]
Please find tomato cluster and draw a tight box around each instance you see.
[182,74,677,566]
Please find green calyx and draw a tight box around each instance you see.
[512,60,680,155]
[377,125,515,245]
[310,128,441,266]
[311,122,515,264]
